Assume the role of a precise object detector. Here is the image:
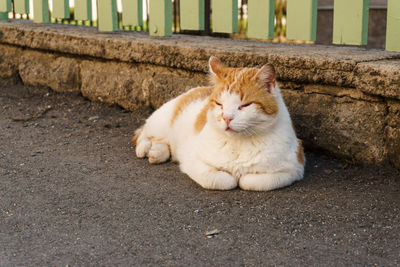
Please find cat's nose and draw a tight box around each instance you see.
[223,116,233,126]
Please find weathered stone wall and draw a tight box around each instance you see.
[0,21,399,168]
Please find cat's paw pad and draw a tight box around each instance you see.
[148,143,170,164]
[136,139,151,158]
[202,171,237,190]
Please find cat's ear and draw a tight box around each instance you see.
[209,56,226,78]
[255,64,276,94]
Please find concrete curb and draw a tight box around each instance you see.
[0,21,399,168]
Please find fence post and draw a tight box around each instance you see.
[0,12,7,20]
[386,0,400,52]
[75,0,92,21]
[180,0,204,30]
[98,0,118,31]
[121,0,143,27]
[149,0,172,36]
[286,0,317,41]
[212,0,238,33]
[52,0,70,19]
[0,0,11,12]
[247,0,275,40]
[33,0,50,23]
[14,0,30,14]
[333,0,370,46]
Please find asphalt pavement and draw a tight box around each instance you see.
[1,81,399,266]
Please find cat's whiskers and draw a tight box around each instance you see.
[231,121,260,134]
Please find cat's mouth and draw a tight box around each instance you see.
[225,126,237,133]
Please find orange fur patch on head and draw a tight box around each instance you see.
[200,57,280,134]
[171,86,213,125]
[207,58,278,116]
[235,68,278,115]
[297,140,305,166]
[210,67,245,91]
[208,57,245,93]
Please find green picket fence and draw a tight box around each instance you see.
[0,0,399,52]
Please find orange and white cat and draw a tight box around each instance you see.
[132,57,304,191]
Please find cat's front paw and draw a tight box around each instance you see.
[199,171,237,191]
[239,173,294,191]
[136,138,151,158]
[148,142,170,164]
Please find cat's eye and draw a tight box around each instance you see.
[239,102,252,110]
[214,101,223,107]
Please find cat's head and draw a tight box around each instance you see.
[207,57,279,137]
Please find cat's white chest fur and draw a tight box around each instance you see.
[195,116,298,181]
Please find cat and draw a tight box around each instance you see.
[132,56,304,191]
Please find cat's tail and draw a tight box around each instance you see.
[131,126,144,147]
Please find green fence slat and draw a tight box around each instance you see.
[14,0,29,14]
[286,0,317,41]
[180,0,204,30]
[386,0,400,52]
[149,0,172,36]
[333,0,370,46]
[98,0,118,31]
[247,0,274,39]
[75,0,92,21]
[33,0,50,23]
[52,0,70,19]
[212,0,238,33]
[0,11,7,20]
[0,0,11,12]
[121,0,142,27]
